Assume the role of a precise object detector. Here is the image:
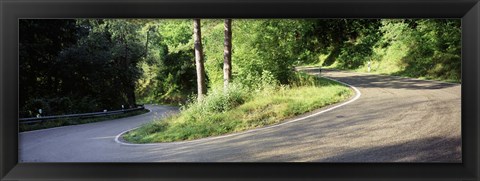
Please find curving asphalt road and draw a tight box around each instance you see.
[19,69,461,162]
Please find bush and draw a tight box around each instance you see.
[185,82,248,114]
[236,70,279,92]
[20,97,80,117]
[21,98,51,117]
[367,19,461,82]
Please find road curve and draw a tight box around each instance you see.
[19,69,461,162]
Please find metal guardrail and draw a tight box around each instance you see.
[19,105,145,124]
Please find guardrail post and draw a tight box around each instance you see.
[36,109,42,118]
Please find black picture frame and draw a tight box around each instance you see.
[1,0,479,180]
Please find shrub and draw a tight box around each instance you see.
[236,70,279,92]
[185,82,249,114]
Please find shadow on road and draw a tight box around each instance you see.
[316,136,462,162]
[333,74,458,90]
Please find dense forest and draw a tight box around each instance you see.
[19,19,461,118]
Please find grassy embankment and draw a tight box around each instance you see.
[20,109,149,132]
[123,72,353,143]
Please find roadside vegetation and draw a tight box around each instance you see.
[123,72,352,143]
[302,19,461,83]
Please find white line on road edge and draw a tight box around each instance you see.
[115,76,362,146]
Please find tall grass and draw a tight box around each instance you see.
[123,72,353,143]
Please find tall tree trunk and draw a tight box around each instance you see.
[223,19,232,90]
[193,19,207,101]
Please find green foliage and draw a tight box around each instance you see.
[184,82,247,113]
[139,19,319,104]
[158,20,193,52]
[336,29,381,69]
[135,20,197,105]
[229,19,315,85]
[399,19,461,81]
[288,72,332,87]
[301,19,460,82]
[203,20,225,86]
[360,19,461,82]
[155,50,197,103]
[61,19,145,108]
[235,70,279,92]
[302,19,382,66]
[20,19,146,117]
[19,19,79,117]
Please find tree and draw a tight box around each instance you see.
[135,20,200,105]
[19,19,80,117]
[103,19,144,107]
[223,19,232,90]
[56,19,144,110]
[19,19,146,116]
[193,19,207,101]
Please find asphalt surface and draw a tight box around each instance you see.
[19,69,461,162]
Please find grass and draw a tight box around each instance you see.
[19,109,149,132]
[122,73,353,143]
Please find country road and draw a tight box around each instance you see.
[19,69,461,162]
